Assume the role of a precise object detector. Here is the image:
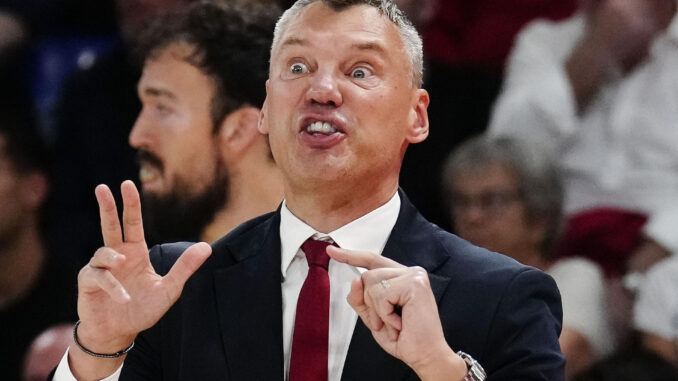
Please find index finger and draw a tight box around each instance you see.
[95,184,123,247]
[327,246,405,270]
[121,180,145,243]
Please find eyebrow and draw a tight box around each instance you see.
[280,37,307,49]
[140,86,176,101]
[350,41,387,55]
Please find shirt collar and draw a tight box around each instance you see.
[280,192,401,278]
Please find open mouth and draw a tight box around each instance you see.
[305,121,338,135]
[299,117,347,148]
[136,151,164,191]
[139,163,161,185]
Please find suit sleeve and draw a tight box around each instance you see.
[482,268,565,381]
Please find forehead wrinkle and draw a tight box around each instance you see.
[279,35,389,58]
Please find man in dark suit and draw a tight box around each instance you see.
[54,0,564,380]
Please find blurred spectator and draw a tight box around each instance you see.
[573,345,678,381]
[489,0,678,278]
[49,0,197,270]
[422,0,577,71]
[0,49,77,381]
[393,0,436,27]
[0,10,26,52]
[22,323,73,381]
[130,0,283,244]
[442,136,615,378]
[399,0,576,230]
[1,0,116,39]
[633,255,678,364]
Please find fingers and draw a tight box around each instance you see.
[96,181,146,245]
[121,180,145,244]
[350,267,431,333]
[80,248,131,303]
[327,246,405,270]
[93,268,131,303]
[347,277,384,331]
[163,242,212,298]
[348,271,405,332]
[362,269,405,331]
[89,247,126,269]
[95,184,123,247]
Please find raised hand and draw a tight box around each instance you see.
[70,181,212,379]
[326,247,467,381]
[586,0,663,70]
[566,0,669,110]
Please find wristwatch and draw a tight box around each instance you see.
[457,351,487,381]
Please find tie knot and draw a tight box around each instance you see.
[301,238,332,270]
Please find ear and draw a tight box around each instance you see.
[217,106,262,162]
[406,88,429,144]
[259,80,270,134]
[21,171,49,209]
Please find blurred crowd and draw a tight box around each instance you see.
[1,0,678,380]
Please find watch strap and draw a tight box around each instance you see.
[457,350,487,381]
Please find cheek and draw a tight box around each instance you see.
[495,213,534,243]
[0,182,26,216]
[171,139,219,176]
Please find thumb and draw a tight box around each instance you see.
[162,242,212,298]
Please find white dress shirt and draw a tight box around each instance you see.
[634,255,678,341]
[547,257,615,357]
[489,11,678,254]
[54,192,401,381]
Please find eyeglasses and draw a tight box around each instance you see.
[450,190,523,216]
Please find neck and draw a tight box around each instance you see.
[284,175,399,233]
[201,160,284,243]
[511,247,549,271]
[0,221,46,309]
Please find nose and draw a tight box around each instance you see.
[305,70,343,107]
[128,109,152,150]
[455,202,486,226]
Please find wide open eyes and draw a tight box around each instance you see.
[290,62,309,75]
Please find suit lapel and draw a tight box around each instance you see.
[342,191,451,381]
[214,213,284,381]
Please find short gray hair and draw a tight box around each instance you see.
[271,0,424,87]
[442,135,564,257]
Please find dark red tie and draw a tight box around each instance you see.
[289,238,331,381]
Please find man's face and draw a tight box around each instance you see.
[261,3,428,194]
[0,136,42,247]
[449,164,542,259]
[129,43,228,242]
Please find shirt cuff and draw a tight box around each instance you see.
[52,347,123,381]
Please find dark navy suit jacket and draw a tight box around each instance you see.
[119,192,565,380]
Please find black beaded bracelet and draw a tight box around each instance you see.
[72,320,135,358]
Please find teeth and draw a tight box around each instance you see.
[306,121,336,134]
[139,165,160,183]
